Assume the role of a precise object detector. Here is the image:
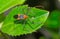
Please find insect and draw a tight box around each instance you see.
[14,14,28,20]
[14,8,34,29]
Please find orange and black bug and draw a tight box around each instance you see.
[14,7,34,30]
[14,14,28,20]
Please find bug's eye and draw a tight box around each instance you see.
[14,15,18,19]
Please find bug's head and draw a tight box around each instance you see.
[14,15,18,19]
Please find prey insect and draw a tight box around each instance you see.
[14,7,34,30]
[14,14,28,20]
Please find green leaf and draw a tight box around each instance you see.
[45,10,60,29]
[0,0,25,14]
[1,5,49,36]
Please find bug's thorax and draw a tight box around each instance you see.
[17,14,28,20]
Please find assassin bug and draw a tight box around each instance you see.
[14,7,34,30]
[17,14,28,20]
[14,14,28,20]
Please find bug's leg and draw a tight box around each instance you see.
[17,18,20,20]
[24,7,31,16]
[27,22,34,29]
[27,18,34,29]
[26,7,31,15]
[23,20,26,30]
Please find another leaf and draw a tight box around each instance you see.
[0,0,25,14]
[45,10,60,29]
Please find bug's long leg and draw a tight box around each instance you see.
[27,22,34,29]
[27,18,34,29]
[26,7,31,15]
[23,20,26,30]
[24,7,31,15]
[23,21,25,30]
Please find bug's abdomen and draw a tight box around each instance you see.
[18,15,24,19]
